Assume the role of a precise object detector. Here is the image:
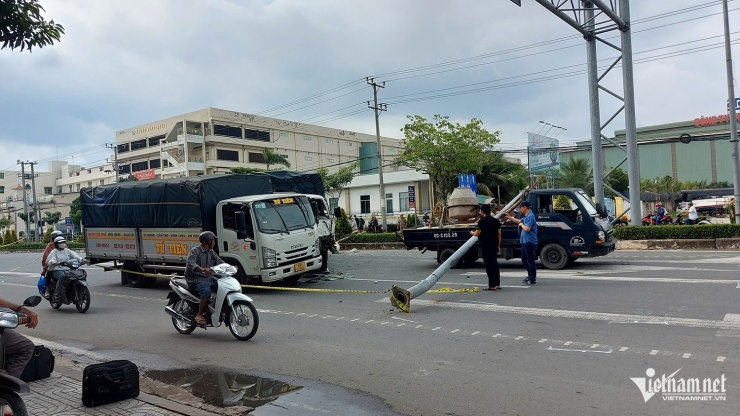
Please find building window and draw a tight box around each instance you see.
[248,152,266,163]
[119,164,131,174]
[148,135,165,147]
[68,185,73,193]
[131,161,148,172]
[149,159,161,169]
[327,158,334,163]
[386,192,393,214]
[163,159,171,167]
[303,136,312,141]
[304,156,313,161]
[75,184,80,192]
[0,186,4,193]
[0,173,4,179]
[217,149,240,161]
[246,129,270,142]
[360,195,370,214]
[99,180,104,186]
[87,181,92,188]
[130,139,147,151]
[399,192,409,211]
[117,143,130,154]
[325,138,333,144]
[213,124,242,138]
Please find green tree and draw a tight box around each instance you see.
[316,162,359,203]
[230,167,265,174]
[555,158,593,193]
[478,152,529,203]
[605,167,629,197]
[335,208,353,238]
[42,210,62,226]
[0,215,12,232]
[398,115,500,205]
[264,149,291,170]
[0,0,64,52]
[42,226,53,243]
[69,197,82,229]
[18,211,35,224]
[3,229,12,244]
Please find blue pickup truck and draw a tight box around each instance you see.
[399,188,616,270]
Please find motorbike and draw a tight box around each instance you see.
[674,212,711,225]
[164,263,259,341]
[0,295,42,416]
[642,212,672,226]
[42,259,91,313]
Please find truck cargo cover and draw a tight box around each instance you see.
[81,172,325,229]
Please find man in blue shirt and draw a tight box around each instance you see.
[505,201,539,285]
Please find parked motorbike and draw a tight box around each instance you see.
[0,295,42,416]
[42,259,91,313]
[642,212,673,226]
[165,263,259,341]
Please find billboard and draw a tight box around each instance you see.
[527,132,559,171]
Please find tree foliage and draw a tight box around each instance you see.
[554,158,593,193]
[605,167,629,197]
[398,115,500,204]
[42,210,61,226]
[0,0,64,52]
[264,149,291,170]
[17,211,35,224]
[0,215,12,231]
[478,152,529,203]
[69,197,82,228]
[230,167,265,174]
[316,162,359,202]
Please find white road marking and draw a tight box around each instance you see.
[432,327,441,331]
[564,341,573,346]
[716,313,740,338]
[515,336,524,340]
[471,331,480,335]
[590,344,599,348]
[538,275,740,285]
[683,353,691,358]
[539,339,548,343]
[397,323,405,327]
[415,325,423,329]
[650,350,659,355]
[451,329,460,333]
[619,347,629,352]
[391,316,417,323]
[379,299,740,330]
[717,356,726,362]
[547,346,613,354]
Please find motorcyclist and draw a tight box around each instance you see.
[654,202,667,225]
[684,201,699,225]
[46,236,87,303]
[41,230,64,277]
[0,297,38,379]
[185,231,225,326]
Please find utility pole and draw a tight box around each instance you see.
[106,143,120,182]
[723,0,740,222]
[28,161,40,242]
[17,161,30,241]
[367,77,388,231]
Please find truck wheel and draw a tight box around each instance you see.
[539,243,569,270]
[439,248,461,269]
[122,261,146,288]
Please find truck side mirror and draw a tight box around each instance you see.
[595,203,608,218]
[334,207,342,218]
[235,211,248,239]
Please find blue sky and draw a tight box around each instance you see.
[0,0,736,173]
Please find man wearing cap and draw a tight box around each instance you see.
[685,202,698,225]
[504,201,538,285]
[471,204,502,290]
[654,202,666,225]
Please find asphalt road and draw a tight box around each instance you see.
[0,249,738,416]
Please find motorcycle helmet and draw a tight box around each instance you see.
[656,202,662,206]
[53,236,66,244]
[199,231,217,244]
[51,230,63,240]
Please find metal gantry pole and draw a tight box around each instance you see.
[723,0,740,222]
[18,161,30,241]
[620,0,642,225]
[367,78,388,231]
[585,2,605,206]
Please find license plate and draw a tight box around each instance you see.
[294,262,306,272]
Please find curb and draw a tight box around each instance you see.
[338,240,740,251]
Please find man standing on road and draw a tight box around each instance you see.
[505,201,538,285]
[471,204,501,290]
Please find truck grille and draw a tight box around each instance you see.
[277,247,313,266]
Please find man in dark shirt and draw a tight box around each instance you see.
[471,204,502,290]
[185,231,225,326]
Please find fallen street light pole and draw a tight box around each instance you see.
[390,188,529,312]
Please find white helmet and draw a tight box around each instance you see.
[53,236,66,244]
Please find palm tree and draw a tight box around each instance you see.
[555,158,592,193]
[264,149,291,170]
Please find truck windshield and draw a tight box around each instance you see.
[575,191,599,216]
[253,197,313,234]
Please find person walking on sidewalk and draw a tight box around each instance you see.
[471,204,501,290]
[505,201,538,285]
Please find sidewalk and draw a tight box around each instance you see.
[21,336,226,416]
